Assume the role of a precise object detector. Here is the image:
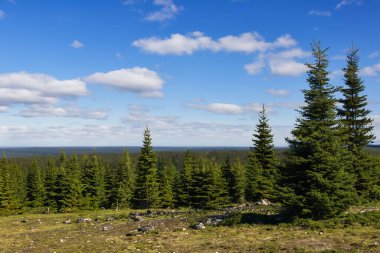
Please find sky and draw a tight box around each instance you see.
[0,0,380,147]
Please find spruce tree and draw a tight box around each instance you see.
[252,105,278,201]
[115,149,135,208]
[337,47,379,202]
[338,46,375,152]
[157,159,175,208]
[175,149,194,206]
[231,158,246,203]
[284,42,357,219]
[44,160,58,210]
[245,151,262,202]
[26,160,45,208]
[132,127,160,209]
[81,154,105,209]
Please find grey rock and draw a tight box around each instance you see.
[192,223,205,230]
[138,224,155,233]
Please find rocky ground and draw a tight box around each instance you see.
[0,205,379,252]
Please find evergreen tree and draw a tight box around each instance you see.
[338,46,375,152]
[44,160,58,210]
[337,47,379,202]
[157,159,175,208]
[221,157,234,203]
[114,149,135,208]
[251,105,278,200]
[132,127,160,209]
[175,149,194,206]
[207,158,230,208]
[231,158,246,203]
[245,151,262,202]
[284,42,357,219]
[26,160,45,208]
[81,154,105,209]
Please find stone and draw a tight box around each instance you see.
[106,217,116,221]
[63,219,71,224]
[101,225,109,231]
[138,224,155,233]
[255,199,272,206]
[131,215,144,222]
[192,223,205,230]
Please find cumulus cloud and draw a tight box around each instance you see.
[19,105,108,120]
[0,72,88,106]
[267,89,289,96]
[244,59,265,74]
[0,9,5,20]
[132,32,296,55]
[84,67,164,97]
[361,63,380,76]
[336,0,362,9]
[245,48,309,76]
[145,0,182,22]
[70,40,84,49]
[308,10,331,17]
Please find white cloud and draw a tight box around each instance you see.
[336,0,362,9]
[369,51,380,59]
[145,0,182,22]
[268,59,307,76]
[0,72,88,106]
[267,89,289,96]
[244,59,265,74]
[329,69,344,79]
[0,106,8,112]
[308,10,331,17]
[19,105,108,120]
[132,31,296,55]
[245,48,309,76]
[0,9,5,20]
[84,67,164,97]
[361,63,380,76]
[189,103,244,115]
[70,40,84,49]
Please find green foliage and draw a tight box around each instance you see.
[157,159,175,208]
[132,127,160,209]
[26,160,45,208]
[81,154,105,209]
[175,149,194,206]
[283,42,357,219]
[113,149,135,208]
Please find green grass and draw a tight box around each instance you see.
[0,208,379,253]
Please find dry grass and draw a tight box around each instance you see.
[0,209,379,253]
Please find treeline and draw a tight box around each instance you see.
[1,42,380,219]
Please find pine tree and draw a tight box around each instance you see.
[26,160,45,208]
[132,127,160,209]
[337,47,379,202]
[251,105,278,201]
[284,41,357,219]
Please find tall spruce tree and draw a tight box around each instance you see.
[252,105,278,201]
[231,158,246,203]
[338,46,375,152]
[338,47,379,201]
[132,127,160,209]
[44,160,58,210]
[26,160,45,208]
[175,149,194,206]
[157,159,175,208]
[284,42,357,219]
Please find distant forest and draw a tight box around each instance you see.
[1,42,379,220]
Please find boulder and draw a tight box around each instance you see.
[138,224,155,233]
[192,223,205,230]
[255,199,272,206]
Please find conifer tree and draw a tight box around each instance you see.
[175,149,194,206]
[338,46,375,152]
[245,151,262,202]
[337,47,379,202]
[221,157,234,203]
[26,160,45,208]
[44,160,58,210]
[284,42,357,219]
[157,159,175,208]
[81,154,105,209]
[114,149,135,208]
[231,158,246,203]
[132,127,160,209]
[251,105,278,200]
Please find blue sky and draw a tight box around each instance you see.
[0,0,380,147]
